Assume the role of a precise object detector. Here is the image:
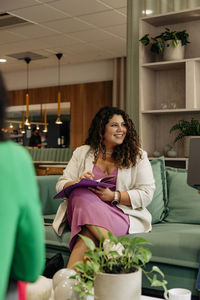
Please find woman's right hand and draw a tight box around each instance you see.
[63,172,94,189]
[78,172,94,181]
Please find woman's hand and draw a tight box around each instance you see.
[89,186,114,202]
[78,172,94,181]
[63,172,94,189]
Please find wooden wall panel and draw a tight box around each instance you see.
[8,81,112,147]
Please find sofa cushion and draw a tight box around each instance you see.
[147,157,168,224]
[37,175,62,215]
[164,167,200,224]
[45,225,71,250]
[133,223,200,269]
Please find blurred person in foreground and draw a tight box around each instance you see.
[53,106,155,269]
[0,72,45,300]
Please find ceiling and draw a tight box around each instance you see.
[0,0,127,73]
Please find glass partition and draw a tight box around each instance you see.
[6,102,70,148]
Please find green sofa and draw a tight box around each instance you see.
[36,157,200,297]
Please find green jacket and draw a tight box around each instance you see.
[0,141,45,300]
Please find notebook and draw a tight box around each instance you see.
[54,177,115,199]
[187,138,200,190]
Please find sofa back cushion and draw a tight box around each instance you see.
[164,167,200,224]
[147,157,168,224]
[37,175,62,215]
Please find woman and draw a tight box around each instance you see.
[53,106,155,269]
[0,72,45,300]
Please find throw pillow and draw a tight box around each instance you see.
[164,167,200,223]
[147,157,168,224]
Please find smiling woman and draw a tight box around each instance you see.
[52,106,155,271]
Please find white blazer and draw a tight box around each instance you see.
[53,145,155,236]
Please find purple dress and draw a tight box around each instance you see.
[66,165,130,250]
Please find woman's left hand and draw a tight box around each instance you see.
[89,186,114,202]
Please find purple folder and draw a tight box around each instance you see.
[54,178,115,199]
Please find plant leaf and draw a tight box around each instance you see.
[79,234,96,250]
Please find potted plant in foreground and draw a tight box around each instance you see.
[72,229,168,300]
[139,27,190,61]
[170,118,200,157]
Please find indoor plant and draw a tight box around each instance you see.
[170,118,200,156]
[72,230,168,300]
[139,27,190,60]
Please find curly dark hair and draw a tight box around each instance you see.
[85,106,141,168]
[0,72,8,142]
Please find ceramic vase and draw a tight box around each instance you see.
[167,149,177,158]
[94,268,141,300]
[163,40,184,61]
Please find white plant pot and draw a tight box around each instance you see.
[184,136,200,157]
[94,268,141,300]
[163,40,185,61]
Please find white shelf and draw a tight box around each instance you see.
[142,60,185,70]
[139,8,200,167]
[142,57,200,70]
[141,7,200,26]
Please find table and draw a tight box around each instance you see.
[35,164,67,175]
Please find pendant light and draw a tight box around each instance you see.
[43,109,48,132]
[24,57,31,126]
[21,111,25,133]
[55,53,63,125]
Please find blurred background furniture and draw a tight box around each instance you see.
[28,148,74,175]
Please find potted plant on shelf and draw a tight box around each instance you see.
[139,27,190,61]
[72,230,168,300]
[170,118,200,157]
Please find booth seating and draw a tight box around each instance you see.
[37,157,200,297]
[27,148,75,163]
[27,148,74,175]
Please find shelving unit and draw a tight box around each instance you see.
[139,7,200,168]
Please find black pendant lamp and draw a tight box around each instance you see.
[24,57,31,126]
[55,53,63,124]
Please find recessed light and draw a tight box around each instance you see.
[142,10,153,15]
[0,58,7,63]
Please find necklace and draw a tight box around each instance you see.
[105,151,113,155]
